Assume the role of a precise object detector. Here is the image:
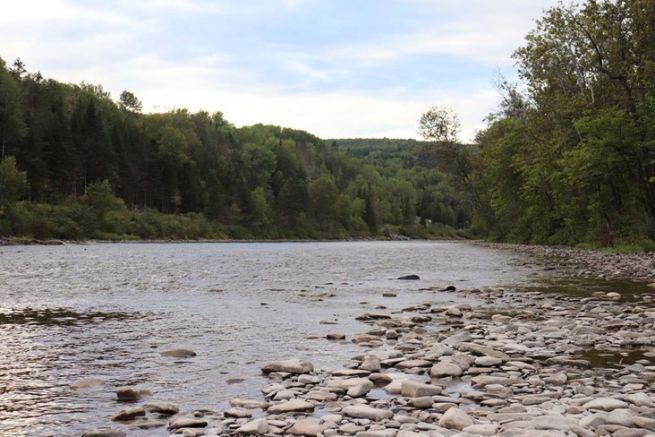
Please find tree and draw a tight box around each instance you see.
[0,156,27,207]
[118,90,143,114]
[418,107,461,144]
[0,58,25,159]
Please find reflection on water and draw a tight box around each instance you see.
[0,241,574,435]
[579,348,648,369]
[0,308,135,325]
[522,277,655,300]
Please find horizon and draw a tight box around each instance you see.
[1,0,558,142]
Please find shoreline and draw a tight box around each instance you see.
[75,242,655,436]
[475,242,655,284]
[89,278,655,436]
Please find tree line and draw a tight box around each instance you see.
[423,0,655,250]
[0,57,468,241]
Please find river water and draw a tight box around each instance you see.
[0,241,556,436]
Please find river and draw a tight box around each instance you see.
[0,241,558,436]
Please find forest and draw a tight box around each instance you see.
[420,0,655,250]
[0,59,467,241]
[1,0,654,248]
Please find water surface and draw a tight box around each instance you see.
[0,241,556,435]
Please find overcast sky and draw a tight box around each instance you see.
[0,0,558,141]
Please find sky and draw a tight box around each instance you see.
[0,0,558,141]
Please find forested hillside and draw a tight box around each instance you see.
[428,0,655,249]
[0,58,467,241]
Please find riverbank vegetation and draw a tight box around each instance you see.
[0,59,469,241]
[2,0,653,248]
[422,0,655,251]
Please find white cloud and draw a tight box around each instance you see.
[0,0,557,142]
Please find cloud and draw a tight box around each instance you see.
[0,0,558,142]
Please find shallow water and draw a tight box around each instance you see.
[0,241,565,435]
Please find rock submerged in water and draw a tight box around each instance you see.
[143,402,179,416]
[326,332,346,340]
[81,428,126,437]
[261,359,314,375]
[167,417,207,430]
[111,407,145,421]
[115,387,150,402]
[71,377,104,390]
[160,349,196,358]
[397,274,420,280]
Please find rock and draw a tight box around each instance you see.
[606,409,635,427]
[633,415,655,431]
[82,428,126,437]
[288,418,325,436]
[438,407,474,430]
[327,332,346,340]
[400,380,442,398]
[262,359,314,375]
[463,423,499,435]
[626,392,655,407]
[347,380,374,397]
[267,399,315,414]
[360,356,382,372]
[115,387,149,402]
[383,292,397,298]
[411,396,434,408]
[355,430,398,437]
[236,418,268,435]
[224,407,252,418]
[579,413,607,428]
[160,349,196,358]
[143,402,179,416]
[474,356,503,367]
[458,343,510,360]
[398,275,420,280]
[167,417,208,430]
[229,398,268,409]
[71,377,103,390]
[430,360,463,377]
[396,359,431,369]
[342,405,394,421]
[544,372,568,385]
[582,397,629,411]
[340,423,366,434]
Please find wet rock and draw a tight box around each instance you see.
[236,418,268,434]
[398,275,420,280]
[143,402,179,416]
[115,387,149,402]
[71,377,103,390]
[342,405,393,421]
[160,349,196,358]
[327,332,346,340]
[267,399,315,414]
[400,380,442,398]
[261,359,314,375]
[167,417,208,430]
[229,398,268,409]
[438,407,474,430]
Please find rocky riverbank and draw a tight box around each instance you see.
[477,242,655,283]
[85,282,655,436]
